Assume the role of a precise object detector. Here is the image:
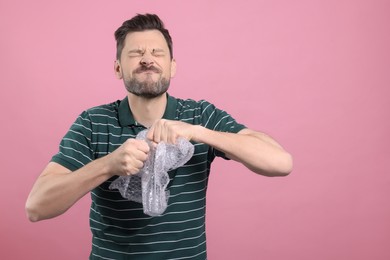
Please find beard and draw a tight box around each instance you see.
[124,72,170,99]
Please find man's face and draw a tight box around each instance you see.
[115,30,176,98]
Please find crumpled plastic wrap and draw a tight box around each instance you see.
[109,129,194,216]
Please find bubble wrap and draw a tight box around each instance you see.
[109,130,194,216]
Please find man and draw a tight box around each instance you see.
[26,13,292,259]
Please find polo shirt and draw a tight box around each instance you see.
[52,93,246,259]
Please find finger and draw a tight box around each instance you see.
[131,159,144,170]
[124,162,141,175]
[136,140,150,153]
[169,132,178,144]
[123,139,149,155]
[151,122,162,143]
[146,125,154,141]
[160,125,168,143]
[150,141,158,149]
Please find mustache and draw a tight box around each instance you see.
[134,65,162,74]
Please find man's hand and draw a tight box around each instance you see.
[147,119,199,144]
[106,139,150,176]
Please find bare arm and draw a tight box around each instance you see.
[25,139,149,222]
[26,160,110,222]
[27,120,291,221]
[147,120,293,177]
[193,127,293,176]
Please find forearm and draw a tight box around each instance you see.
[193,126,293,176]
[26,158,112,222]
[26,138,149,222]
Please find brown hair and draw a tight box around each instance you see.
[114,13,173,60]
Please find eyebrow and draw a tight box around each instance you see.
[152,48,165,53]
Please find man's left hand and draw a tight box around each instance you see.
[146,119,199,144]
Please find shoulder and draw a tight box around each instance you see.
[74,100,119,122]
[84,100,121,117]
[171,95,217,112]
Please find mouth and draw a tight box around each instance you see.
[140,70,156,74]
[135,66,161,74]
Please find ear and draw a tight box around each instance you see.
[114,60,123,79]
[170,58,177,78]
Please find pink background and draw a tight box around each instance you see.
[1,0,389,259]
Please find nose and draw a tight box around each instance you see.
[140,55,154,67]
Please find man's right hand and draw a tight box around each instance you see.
[106,139,150,176]
[26,138,149,222]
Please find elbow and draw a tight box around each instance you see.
[25,206,40,223]
[25,196,67,222]
[252,152,293,177]
[25,199,44,222]
[27,213,41,223]
[277,152,293,176]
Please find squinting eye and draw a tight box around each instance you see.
[129,53,143,57]
[128,50,145,57]
[152,51,165,57]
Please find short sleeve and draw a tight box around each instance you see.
[51,111,94,171]
[199,100,246,133]
[199,100,247,158]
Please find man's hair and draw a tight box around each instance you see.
[114,13,173,60]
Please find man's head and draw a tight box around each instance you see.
[114,14,176,99]
[115,13,173,61]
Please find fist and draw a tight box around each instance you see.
[147,119,198,144]
[107,138,150,176]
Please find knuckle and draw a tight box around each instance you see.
[127,166,138,175]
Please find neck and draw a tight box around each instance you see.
[127,93,167,128]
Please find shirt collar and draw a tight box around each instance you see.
[118,93,177,127]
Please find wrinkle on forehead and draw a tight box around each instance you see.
[124,30,169,52]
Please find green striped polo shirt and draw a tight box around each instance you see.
[51,93,246,259]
